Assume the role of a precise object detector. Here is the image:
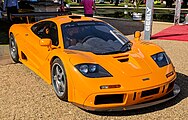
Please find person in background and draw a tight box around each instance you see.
[3,0,19,21]
[80,0,96,17]
[115,0,119,6]
[0,0,2,8]
[59,0,65,12]
[0,0,2,18]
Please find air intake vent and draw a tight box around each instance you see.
[166,81,175,93]
[113,54,129,63]
[69,15,81,19]
[118,58,129,62]
[141,87,160,98]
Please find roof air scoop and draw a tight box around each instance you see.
[69,15,81,19]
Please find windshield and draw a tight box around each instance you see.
[61,21,131,54]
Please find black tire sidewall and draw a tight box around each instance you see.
[51,58,68,101]
[9,33,19,63]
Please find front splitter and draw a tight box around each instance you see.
[74,84,180,111]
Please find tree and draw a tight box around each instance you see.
[134,0,143,13]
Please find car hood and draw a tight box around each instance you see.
[64,42,175,92]
[67,49,152,77]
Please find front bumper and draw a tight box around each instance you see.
[73,84,180,111]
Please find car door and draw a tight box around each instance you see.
[25,21,59,70]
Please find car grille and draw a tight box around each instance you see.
[94,81,175,105]
[141,87,160,98]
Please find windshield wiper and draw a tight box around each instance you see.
[95,50,125,55]
[119,41,132,52]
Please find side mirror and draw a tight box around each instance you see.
[40,38,51,46]
[134,31,141,41]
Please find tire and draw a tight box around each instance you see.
[9,33,19,63]
[51,58,68,101]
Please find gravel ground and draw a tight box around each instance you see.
[0,40,188,120]
[0,20,188,119]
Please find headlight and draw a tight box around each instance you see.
[75,64,112,78]
[79,65,89,74]
[151,52,171,67]
[89,64,97,72]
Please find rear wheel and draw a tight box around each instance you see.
[51,58,68,101]
[9,33,19,63]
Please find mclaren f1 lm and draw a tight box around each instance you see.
[9,15,180,111]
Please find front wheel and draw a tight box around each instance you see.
[51,58,68,101]
[9,33,19,63]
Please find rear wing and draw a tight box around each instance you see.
[11,11,71,24]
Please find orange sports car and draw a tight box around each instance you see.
[9,15,180,111]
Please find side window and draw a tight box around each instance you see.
[49,23,59,46]
[31,22,47,38]
[31,21,59,46]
